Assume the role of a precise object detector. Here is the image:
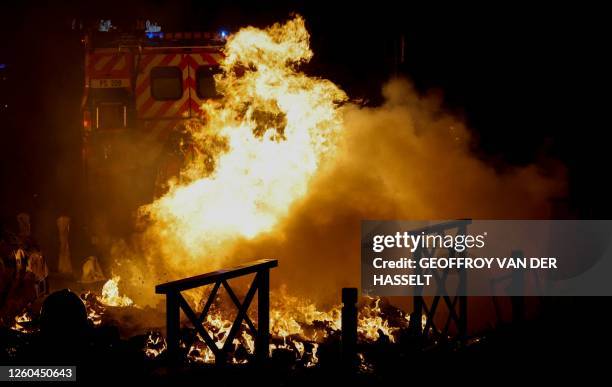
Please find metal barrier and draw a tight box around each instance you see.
[409,220,470,340]
[341,287,358,370]
[155,259,278,365]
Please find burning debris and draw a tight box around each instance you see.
[1,271,469,382]
[77,277,135,326]
[358,297,398,343]
[145,288,414,368]
[81,291,105,326]
[10,310,34,333]
[270,286,341,341]
[75,271,416,369]
[144,331,167,359]
[98,276,134,307]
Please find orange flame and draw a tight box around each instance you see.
[10,310,33,333]
[98,276,134,307]
[138,15,346,274]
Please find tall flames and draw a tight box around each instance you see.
[110,16,393,363]
[140,15,346,271]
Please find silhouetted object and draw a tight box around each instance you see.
[17,213,30,238]
[40,289,88,341]
[156,259,277,365]
[341,287,358,372]
[34,289,91,364]
[57,216,72,274]
[490,249,528,325]
[81,256,105,283]
[14,248,25,275]
[410,220,469,341]
[27,251,48,297]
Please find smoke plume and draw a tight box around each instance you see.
[224,78,565,303]
[108,18,565,309]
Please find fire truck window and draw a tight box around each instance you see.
[151,67,183,100]
[196,66,220,99]
[96,102,126,129]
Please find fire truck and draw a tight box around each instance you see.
[81,21,225,236]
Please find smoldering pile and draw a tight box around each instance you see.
[1,285,478,376]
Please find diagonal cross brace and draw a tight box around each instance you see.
[222,278,258,336]
[197,281,221,325]
[221,274,260,353]
[177,292,222,358]
[156,259,277,364]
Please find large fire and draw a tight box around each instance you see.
[132,16,405,363]
[102,13,562,366]
[72,16,406,367]
[140,15,346,269]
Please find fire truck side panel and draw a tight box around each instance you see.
[187,52,224,116]
[86,48,133,88]
[134,49,223,140]
[81,43,224,237]
[135,52,189,120]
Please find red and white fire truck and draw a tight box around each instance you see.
[81,21,225,235]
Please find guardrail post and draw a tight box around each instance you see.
[341,287,358,371]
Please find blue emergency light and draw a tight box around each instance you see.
[146,31,164,39]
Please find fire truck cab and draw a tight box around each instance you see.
[81,22,225,236]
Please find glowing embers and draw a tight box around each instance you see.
[98,276,134,307]
[10,310,34,333]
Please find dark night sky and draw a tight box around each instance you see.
[0,1,609,230]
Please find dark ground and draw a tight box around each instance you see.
[1,289,607,384]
